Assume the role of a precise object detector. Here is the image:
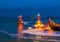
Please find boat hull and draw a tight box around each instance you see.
[50,26,60,31]
[48,18,60,31]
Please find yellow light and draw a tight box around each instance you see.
[38,24,40,26]
[41,24,44,27]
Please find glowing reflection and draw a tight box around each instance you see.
[17,15,24,38]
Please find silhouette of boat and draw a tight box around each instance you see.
[48,18,60,31]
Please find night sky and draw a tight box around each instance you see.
[0,0,60,17]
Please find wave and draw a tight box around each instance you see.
[0,30,17,38]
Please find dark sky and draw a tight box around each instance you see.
[0,0,60,8]
[0,0,60,17]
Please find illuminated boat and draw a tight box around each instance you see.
[48,18,60,31]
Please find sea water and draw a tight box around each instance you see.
[0,17,35,42]
[0,17,60,42]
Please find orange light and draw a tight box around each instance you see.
[18,23,23,31]
[17,15,24,38]
[48,30,54,35]
[18,15,24,33]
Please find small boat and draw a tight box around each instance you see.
[48,18,60,31]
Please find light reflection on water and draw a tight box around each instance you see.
[0,17,60,42]
[17,30,60,42]
[1,28,60,42]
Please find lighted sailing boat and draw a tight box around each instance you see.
[34,14,44,28]
[48,18,60,31]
